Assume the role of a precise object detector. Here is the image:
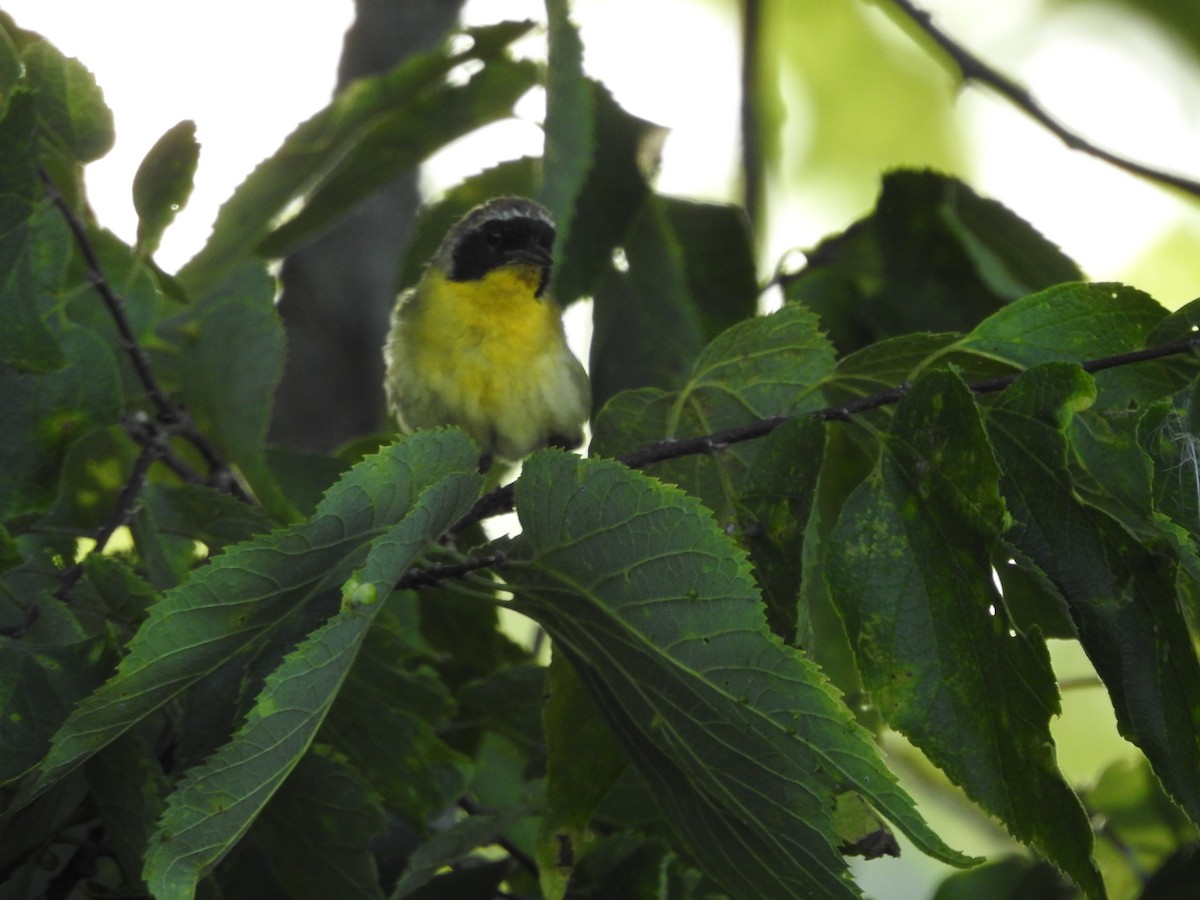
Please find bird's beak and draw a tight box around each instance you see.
[511,245,553,269]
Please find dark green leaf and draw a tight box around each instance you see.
[133,119,200,257]
[986,364,1200,831]
[22,39,114,162]
[177,21,535,297]
[593,302,835,518]
[258,56,538,260]
[140,484,274,554]
[538,651,627,899]
[738,415,826,642]
[389,805,530,899]
[142,437,482,898]
[156,263,290,518]
[322,607,471,826]
[827,369,1103,896]
[960,282,1169,407]
[784,169,1081,353]
[0,604,114,786]
[552,83,666,303]
[541,0,593,257]
[507,451,972,900]
[589,198,704,407]
[661,197,758,338]
[253,749,388,900]
[0,22,20,96]
[933,856,1074,900]
[85,726,170,888]
[143,597,380,898]
[79,553,161,629]
[0,326,121,520]
[21,430,481,809]
[40,423,135,533]
[0,89,63,371]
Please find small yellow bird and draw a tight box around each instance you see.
[383,197,591,470]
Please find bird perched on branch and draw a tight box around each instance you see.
[384,197,591,471]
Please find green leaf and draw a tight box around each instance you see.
[321,607,471,826]
[133,120,200,257]
[0,606,115,787]
[21,430,481,808]
[85,727,170,888]
[538,651,628,900]
[738,415,826,642]
[506,451,972,900]
[784,169,1081,354]
[142,439,482,898]
[541,0,593,259]
[986,364,1200,831]
[21,39,114,162]
[552,83,666,303]
[589,198,704,407]
[0,22,21,96]
[0,326,121,520]
[79,553,161,629]
[389,804,531,899]
[593,302,835,518]
[143,593,379,898]
[827,369,1103,897]
[959,282,1170,407]
[140,484,274,554]
[258,55,538,260]
[253,749,387,900]
[1086,757,1196,878]
[177,21,535,297]
[661,197,758,339]
[933,856,1073,900]
[0,89,64,372]
[156,263,290,518]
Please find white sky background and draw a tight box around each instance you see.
[5,0,1199,304]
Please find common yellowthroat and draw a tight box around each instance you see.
[384,197,591,470]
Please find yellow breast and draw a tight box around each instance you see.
[388,264,587,460]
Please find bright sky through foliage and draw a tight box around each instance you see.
[6,0,1199,305]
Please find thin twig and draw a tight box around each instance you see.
[40,167,252,503]
[396,552,506,591]
[457,795,539,878]
[39,168,176,417]
[883,0,1200,199]
[54,416,166,602]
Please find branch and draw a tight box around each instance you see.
[883,0,1200,200]
[420,332,1200,589]
[740,0,765,233]
[41,168,252,503]
[396,552,506,591]
[457,795,539,878]
[52,415,166,603]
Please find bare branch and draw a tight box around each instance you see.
[882,0,1200,200]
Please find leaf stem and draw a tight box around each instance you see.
[881,0,1200,199]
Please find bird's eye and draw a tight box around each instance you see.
[484,225,503,248]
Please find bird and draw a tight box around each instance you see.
[383,196,591,471]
